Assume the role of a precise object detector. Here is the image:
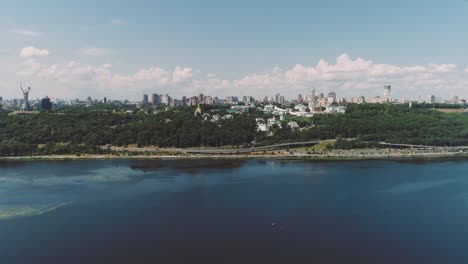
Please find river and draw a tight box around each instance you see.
[0,159,467,263]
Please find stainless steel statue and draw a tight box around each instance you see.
[20,85,31,111]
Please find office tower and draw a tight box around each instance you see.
[161,94,170,106]
[327,92,337,104]
[243,96,254,104]
[384,85,392,102]
[143,94,149,105]
[41,96,53,110]
[152,94,160,105]
[310,87,316,103]
[309,87,316,108]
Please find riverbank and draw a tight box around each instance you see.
[1,148,467,161]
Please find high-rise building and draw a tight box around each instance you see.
[143,94,149,105]
[190,97,198,106]
[327,92,337,104]
[310,87,316,103]
[41,96,53,110]
[205,96,214,105]
[279,96,285,104]
[226,96,238,104]
[151,94,160,105]
[430,95,436,104]
[161,94,170,106]
[384,85,392,102]
[308,87,316,108]
[453,96,459,104]
[243,96,254,104]
[275,93,281,104]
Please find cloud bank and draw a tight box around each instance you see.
[14,49,468,100]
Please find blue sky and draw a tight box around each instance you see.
[1,0,468,100]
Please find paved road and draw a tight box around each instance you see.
[109,139,468,155]
[182,140,323,154]
[109,140,325,154]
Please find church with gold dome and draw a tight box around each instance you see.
[194,104,202,116]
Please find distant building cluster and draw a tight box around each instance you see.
[1,84,467,113]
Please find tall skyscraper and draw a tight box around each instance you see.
[279,96,285,104]
[275,93,281,104]
[226,96,239,104]
[243,96,254,104]
[384,85,392,102]
[161,94,170,106]
[308,87,316,108]
[151,94,160,105]
[311,87,316,102]
[143,94,149,105]
[327,92,337,104]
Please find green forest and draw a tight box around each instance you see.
[0,104,467,156]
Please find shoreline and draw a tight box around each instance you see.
[1,151,467,162]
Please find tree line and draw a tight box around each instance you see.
[1,104,468,156]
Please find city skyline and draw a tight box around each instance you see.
[2,84,467,111]
[2,1,468,100]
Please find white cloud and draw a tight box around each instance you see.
[14,52,468,100]
[17,59,42,76]
[429,64,456,73]
[234,54,466,98]
[81,47,113,56]
[10,29,42,37]
[19,47,49,58]
[173,66,193,83]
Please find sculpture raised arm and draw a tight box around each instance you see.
[20,85,30,95]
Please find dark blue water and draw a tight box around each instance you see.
[1,159,468,263]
